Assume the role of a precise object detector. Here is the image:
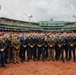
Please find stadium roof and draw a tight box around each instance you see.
[0,17,39,25]
[38,20,76,27]
[0,17,76,27]
[0,17,76,32]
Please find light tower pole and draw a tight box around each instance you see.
[0,5,1,15]
[28,14,33,22]
[0,5,1,10]
[73,14,76,21]
[0,5,1,18]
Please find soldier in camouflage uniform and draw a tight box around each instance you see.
[47,34,56,61]
[12,33,20,64]
[7,33,13,64]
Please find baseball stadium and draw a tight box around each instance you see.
[0,17,76,75]
[0,17,76,32]
[0,0,76,75]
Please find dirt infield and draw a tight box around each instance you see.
[0,60,76,75]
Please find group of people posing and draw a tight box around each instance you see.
[0,32,76,67]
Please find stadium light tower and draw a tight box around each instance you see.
[0,5,1,17]
[73,14,76,21]
[28,14,33,22]
[0,5,1,10]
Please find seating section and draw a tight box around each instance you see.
[0,17,76,32]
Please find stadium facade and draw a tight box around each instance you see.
[0,17,76,32]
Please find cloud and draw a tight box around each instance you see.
[0,0,76,22]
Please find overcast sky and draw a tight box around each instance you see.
[0,0,76,22]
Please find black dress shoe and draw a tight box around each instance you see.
[74,60,76,62]
[24,59,26,61]
[56,59,59,61]
[37,58,40,61]
[21,61,24,63]
[27,59,29,62]
[17,61,19,64]
[67,58,70,61]
[66,58,68,61]
[1,65,6,67]
[42,59,44,62]
[14,62,16,64]
[62,60,64,62]
[52,59,55,61]
[21,60,24,63]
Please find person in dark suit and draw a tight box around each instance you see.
[3,33,8,63]
[33,34,38,60]
[0,34,7,67]
[54,33,59,61]
[27,35,30,61]
[62,32,69,61]
[56,33,65,62]
[37,34,45,61]
[20,33,28,63]
[44,35,48,59]
[68,32,76,62]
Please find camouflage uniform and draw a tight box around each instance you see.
[7,35,12,63]
[47,35,55,61]
[12,35,20,64]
